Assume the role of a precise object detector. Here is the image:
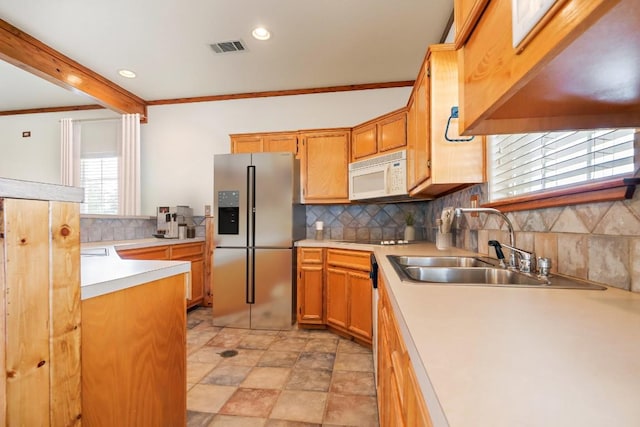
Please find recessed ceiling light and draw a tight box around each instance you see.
[118,69,136,78]
[252,27,271,41]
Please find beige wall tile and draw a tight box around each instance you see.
[557,234,588,279]
[520,210,548,232]
[593,202,640,236]
[551,208,589,234]
[539,206,564,231]
[574,202,611,232]
[588,236,630,290]
[631,238,640,292]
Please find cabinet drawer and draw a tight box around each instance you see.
[326,249,371,271]
[171,242,204,260]
[298,247,324,264]
[118,245,170,260]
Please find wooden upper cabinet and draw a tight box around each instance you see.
[409,44,486,198]
[230,132,298,156]
[351,109,407,162]
[352,123,378,161]
[299,129,350,203]
[457,0,640,135]
[454,0,489,48]
[230,134,263,153]
[264,133,298,157]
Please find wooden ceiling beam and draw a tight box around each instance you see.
[0,19,147,121]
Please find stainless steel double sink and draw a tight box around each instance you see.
[388,255,606,290]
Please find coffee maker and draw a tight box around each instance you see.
[156,206,193,238]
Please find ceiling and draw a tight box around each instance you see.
[0,0,453,112]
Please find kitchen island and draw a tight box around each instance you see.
[80,239,193,426]
[296,240,640,427]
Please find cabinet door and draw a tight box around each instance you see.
[297,263,324,324]
[406,96,418,188]
[326,267,349,329]
[413,63,431,187]
[351,123,377,161]
[378,111,407,153]
[231,135,263,153]
[348,270,372,342]
[264,133,298,157]
[187,259,204,307]
[299,130,350,203]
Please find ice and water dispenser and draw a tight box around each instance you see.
[217,190,240,235]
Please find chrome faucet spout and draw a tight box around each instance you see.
[454,207,515,247]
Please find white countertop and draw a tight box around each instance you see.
[0,177,83,202]
[80,238,202,300]
[297,240,640,427]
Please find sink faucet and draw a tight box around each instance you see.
[454,207,515,246]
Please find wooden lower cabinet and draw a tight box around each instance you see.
[296,247,373,345]
[326,249,372,345]
[117,241,205,309]
[297,247,325,325]
[81,273,187,426]
[377,272,433,427]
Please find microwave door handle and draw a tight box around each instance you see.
[385,163,391,194]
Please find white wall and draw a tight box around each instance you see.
[0,109,118,184]
[0,87,411,215]
[142,87,411,215]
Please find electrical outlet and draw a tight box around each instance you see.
[470,195,479,217]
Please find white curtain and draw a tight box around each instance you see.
[119,113,141,216]
[60,118,81,186]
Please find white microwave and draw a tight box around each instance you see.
[349,150,408,201]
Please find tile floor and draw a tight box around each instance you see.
[186,307,380,427]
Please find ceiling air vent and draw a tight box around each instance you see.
[210,40,246,54]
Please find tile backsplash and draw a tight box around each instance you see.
[82,183,640,293]
[304,202,429,242]
[434,184,640,292]
[80,216,207,243]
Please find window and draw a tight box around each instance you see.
[80,157,118,214]
[78,119,120,214]
[489,128,636,202]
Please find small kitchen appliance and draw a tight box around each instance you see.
[348,149,408,201]
[156,206,193,238]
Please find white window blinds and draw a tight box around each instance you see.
[489,128,636,201]
[80,157,118,214]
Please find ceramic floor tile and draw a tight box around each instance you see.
[330,371,376,396]
[336,339,372,354]
[305,329,339,340]
[285,368,332,392]
[218,348,265,367]
[294,352,335,371]
[218,388,280,418]
[186,410,215,427]
[333,352,374,372]
[269,336,309,352]
[304,337,338,353]
[249,329,281,336]
[207,333,246,348]
[323,393,379,426]
[257,350,300,368]
[241,367,292,389]
[208,414,267,427]
[201,364,252,386]
[270,390,327,424]
[278,328,310,338]
[188,345,226,364]
[188,361,217,384]
[239,334,278,350]
[186,383,236,413]
[264,420,321,427]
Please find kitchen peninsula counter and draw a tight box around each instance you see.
[296,240,640,426]
[81,238,202,300]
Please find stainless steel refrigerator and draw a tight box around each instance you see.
[213,152,305,329]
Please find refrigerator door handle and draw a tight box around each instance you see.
[246,247,255,304]
[246,165,256,247]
